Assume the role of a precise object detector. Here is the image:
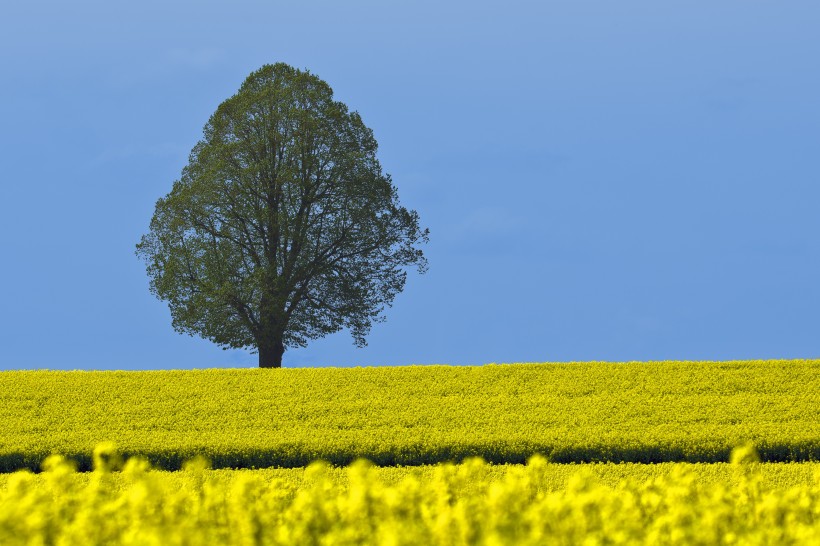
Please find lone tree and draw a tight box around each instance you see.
[136,63,428,368]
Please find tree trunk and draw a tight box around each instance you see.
[258,338,285,368]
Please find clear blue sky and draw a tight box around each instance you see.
[2,1,819,369]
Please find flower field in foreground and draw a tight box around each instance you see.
[1,360,819,470]
[0,446,818,546]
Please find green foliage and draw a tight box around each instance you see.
[0,446,819,545]
[0,361,818,470]
[135,62,428,367]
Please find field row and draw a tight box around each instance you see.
[1,360,818,470]
[2,448,818,492]
[1,446,818,545]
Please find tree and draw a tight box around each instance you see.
[136,63,429,368]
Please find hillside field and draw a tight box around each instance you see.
[1,360,818,470]
[1,361,819,544]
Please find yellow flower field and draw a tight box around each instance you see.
[0,445,818,545]
[0,360,818,470]
[1,362,819,544]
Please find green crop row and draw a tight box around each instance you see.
[1,445,818,545]
[0,360,818,470]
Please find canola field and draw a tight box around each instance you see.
[1,360,819,471]
[1,361,819,544]
[0,445,818,545]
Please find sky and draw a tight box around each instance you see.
[1,1,819,369]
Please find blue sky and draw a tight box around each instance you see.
[2,1,819,369]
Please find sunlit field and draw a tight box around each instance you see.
[1,361,819,544]
[0,445,818,545]
[1,360,818,471]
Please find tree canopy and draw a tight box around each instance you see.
[136,63,428,367]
